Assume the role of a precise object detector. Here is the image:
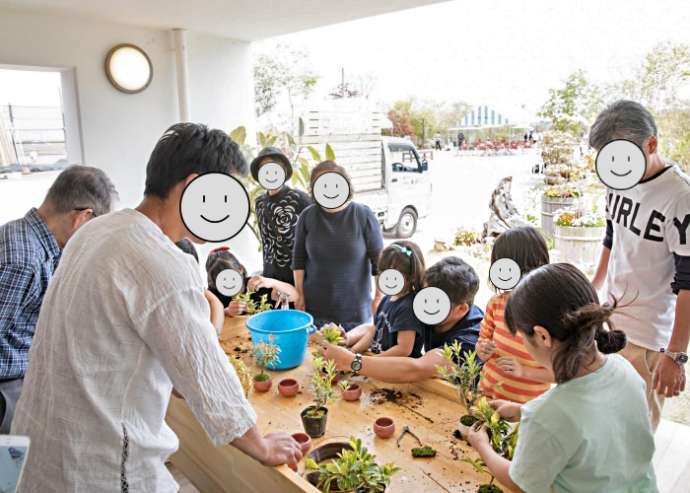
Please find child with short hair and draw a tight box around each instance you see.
[464,263,657,493]
[345,241,426,357]
[477,226,553,403]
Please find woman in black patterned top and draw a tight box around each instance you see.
[251,147,311,285]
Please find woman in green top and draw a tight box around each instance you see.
[462,263,657,493]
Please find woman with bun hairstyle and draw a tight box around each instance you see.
[462,263,657,493]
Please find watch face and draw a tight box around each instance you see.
[351,359,362,372]
[679,354,689,364]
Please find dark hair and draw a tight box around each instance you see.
[490,226,549,292]
[424,256,479,306]
[378,240,425,293]
[44,165,118,217]
[175,238,199,263]
[505,263,627,383]
[309,160,354,202]
[205,247,247,291]
[144,123,248,198]
[588,100,657,151]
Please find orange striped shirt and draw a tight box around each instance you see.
[479,293,550,403]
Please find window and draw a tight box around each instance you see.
[388,143,422,172]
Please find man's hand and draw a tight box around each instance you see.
[226,300,246,317]
[495,357,524,377]
[490,399,521,420]
[248,276,274,292]
[295,294,305,311]
[653,355,686,397]
[260,432,303,469]
[476,339,496,361]
[318,343,355,372]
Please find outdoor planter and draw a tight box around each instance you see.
[291,432,312,455]
[541,194,576,238]
[253,374,272,393]
[554,224,606,272]
[278,378,299,398]
[373,417,395,439]
[342,383,362,401]
[301,406,329,438]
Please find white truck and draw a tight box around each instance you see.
[300,106,432,238]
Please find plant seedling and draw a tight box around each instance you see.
[253,336,281,381]
[462,457,503,493]
[319,323,346,346]
[469,397,511,456]
[233,291,272,315]
[306,356,348,418]
[411,446,437,458]
[437,344,483,409]
[305,437,400,493]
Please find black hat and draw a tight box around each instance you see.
[250,147,293,183]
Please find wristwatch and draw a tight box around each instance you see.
[351,354,363,376]
[660,348,689,366]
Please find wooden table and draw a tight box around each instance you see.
[166,317,500,493]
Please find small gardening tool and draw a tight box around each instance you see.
[396,425,422,448]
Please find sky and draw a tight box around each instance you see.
[258,0,690,122]
[0,69,61,106]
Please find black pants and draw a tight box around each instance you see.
[0,378,24,433]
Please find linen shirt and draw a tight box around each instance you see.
[0,208,60,379]
[12,209,256,492]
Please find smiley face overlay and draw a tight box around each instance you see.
[413,287,452,326]
[215,269,244,298]
[378,269,406,296]
[257,162,286,191]
[180,172,250,242]
[489,258,521,291]
[595,139,646,191]
[313,172,350,209]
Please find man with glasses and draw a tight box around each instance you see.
[0,165,117,432]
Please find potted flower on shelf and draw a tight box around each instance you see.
[462,457,503,493]
[301,356,348,438]
[553,208,606,271]
[541,185,581,238]
[437,344,482,421]
[252,337,280,393]
[305,437,400,493]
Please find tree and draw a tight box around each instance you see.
[385,98,471,144]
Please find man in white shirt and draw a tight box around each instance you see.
[11,123,302,492]
[591,100,689,430]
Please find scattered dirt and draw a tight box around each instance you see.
[369,388,423,408]
[453,429,463,440]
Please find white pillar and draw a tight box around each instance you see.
[172,28,191,122]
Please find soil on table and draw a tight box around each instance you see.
[369,388,423,408]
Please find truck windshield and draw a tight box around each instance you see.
[388,143,422,172]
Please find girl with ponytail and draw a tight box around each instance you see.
[462,263,658,493]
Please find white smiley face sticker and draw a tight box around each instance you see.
[257,162,286,191]
[378,269,405,296]
[215,269,244,297]
[595,139,646,191]
[313,172,350,209]
[413,287,452,325]
[180,172,250,242]
[489,258,521,291]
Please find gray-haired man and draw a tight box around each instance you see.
[590,100,689,431]
[0,165,118,432]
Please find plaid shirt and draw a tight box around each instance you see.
[0,208,60,379]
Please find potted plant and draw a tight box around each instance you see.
[342,383,362,402]
[233,291,272,315]
[541,185,581,238]
[301,356,348,437]
[252,337,280,393]
[462,457,503,493]
[437,344,483,415]
[305,437,400,493]
[468,397,512,457]
[553,208,606,271]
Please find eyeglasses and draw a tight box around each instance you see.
[74,207,98,218]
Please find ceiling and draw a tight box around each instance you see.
[0,0,448,41]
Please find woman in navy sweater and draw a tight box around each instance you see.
[292,161,384,330]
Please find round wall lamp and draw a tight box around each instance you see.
[104,43,153,94]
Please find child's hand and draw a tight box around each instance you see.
[490,399,521,420]
[465,423,490,450]
[496,357,524,377]
[476,339,496,361]
[226,300,246,317]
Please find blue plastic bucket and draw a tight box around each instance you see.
[246,310,316,370]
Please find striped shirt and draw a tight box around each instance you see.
[0,208,60,379]
[479,293,550,403]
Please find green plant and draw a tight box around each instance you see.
[543,186,581,199]
[554,208,605,228]
[307,356,348,418]
[233,291,272,315]
[320,323,345,345]
[411,446,437,458]
[437,345,483,409]
[253,337,281,380]
[305,437,400,493]
[469,397,512,456]
[454,228,481,247]
[462,457,503,493]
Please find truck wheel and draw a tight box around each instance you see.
[394,208,417,238]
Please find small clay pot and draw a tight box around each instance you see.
[291,432,312,455]
[278,378,299,398]
[342,383,362,401]
[373,417,395,439]
[301,406,329,438]
[253,375,272,393]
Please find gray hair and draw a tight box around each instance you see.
[44,165,118,217]
[588,100,657,151]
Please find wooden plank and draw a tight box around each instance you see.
[166,317,507,493]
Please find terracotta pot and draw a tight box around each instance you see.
[253,375,272,393]
[342,383,362,401]
[373,417,395,439]
[278,378,299,398]
[291,432,312,455]
[301,406,328,438]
